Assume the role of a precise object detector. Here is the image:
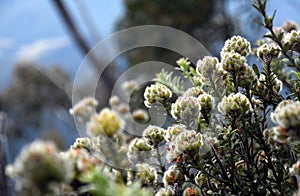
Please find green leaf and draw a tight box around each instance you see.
[295,57,300,68]
[256,172,266,185]
[277,31,284,41]
[283,43,290,52]
[189,67,197,76]
[263,0,267,11]
[253,18,264,26]
[252,63,260,77]
[282,58,290,65]
[154,69,184,95]
[271,10,277,21]
[263,34,274,39]
[291,70,300,79]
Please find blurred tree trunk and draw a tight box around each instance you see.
[0,112,8,196]
[52,0,114,90]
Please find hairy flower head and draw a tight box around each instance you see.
[221,35,251,58]
[284,30,300,52]
[221,51,247,73]
[129,163,157,185]
[69,97,98,122]
[86,108,121,137]
[271,100,300,138]
[196,56,219,79]
[174,130,203,155]
[163,165,185,186]
[218,92,252,117]
[171,96,201,127]
[256,43,281,63]
[236,64,257,88]
[198,93,215,114]
[6,140,72,194]
[143,125,165,147]
[144,83,172,108]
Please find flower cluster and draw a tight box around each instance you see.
[132,109,149,123]
[127,137,152,163]
[171,96,201,127]
[236,64,257,88]
[71,137,93,150]
[220,35,251,57]
[174,130,203,155]
[69,97,98,122]
[166,129,204,162]
[219,36,259,91]
[196,56,219,79]
[86,108,121,137]
[6,140,72,195]
[128,163,157,185]
[155,186,174,196]
[122,80,138,95]
[218,92,252,118]
[252,74,283,99]
[221,51,247,73]
[60,147,100,173]
[143,125,165,147]
[162,165,185,187]
[284,30,300,52]
[256,43,281,63]
[164,124,187,142]
[183,86,203,97]
[270,100,300,142]
[198,93,215,114]
[144,83,172,107]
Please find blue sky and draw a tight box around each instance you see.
[0,0,124,90]
[0,0,300,91]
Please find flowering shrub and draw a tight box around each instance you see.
[6,0,300,195]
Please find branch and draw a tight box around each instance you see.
[51,0,114,89]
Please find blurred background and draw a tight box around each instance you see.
[0,0,300,192]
